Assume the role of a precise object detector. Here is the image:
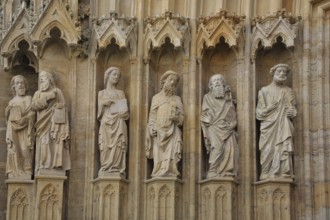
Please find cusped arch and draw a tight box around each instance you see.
[94,13,137,57]
[197,12,245,59]
[30,0,80,46]
[251,13,300,59]
[143,11,190,61]
[10,188,28,207]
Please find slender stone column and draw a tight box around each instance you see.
[199,177,238,220]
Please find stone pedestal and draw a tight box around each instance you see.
[35,175,67,220]
[91,177,129,220]
[6,179,34,220]
[199,177,238,220]
[145,177,183,220]
[255,178,294,220]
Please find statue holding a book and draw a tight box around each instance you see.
[98,67,129,177]
[32,71,71,174]
[5,75,35,179]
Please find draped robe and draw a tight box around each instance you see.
[146,91,183,177]
[32,88,71,171]
[98,89,128,175]
[201,93,238,178]
[256,83,296,180]
[5,96,35,178]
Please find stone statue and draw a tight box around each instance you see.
[256,64,296,180]
[5,75,35,179]
[200,74,238,178]
[146,70,183,177]
[32,71,71,173]
[97,67,129,177]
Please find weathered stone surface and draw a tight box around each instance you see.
[0,1,329,220]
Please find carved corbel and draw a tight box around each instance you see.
[93,11,137,58]
[197,9,245,59]
[251,9,301,59]
[143,10,191,61]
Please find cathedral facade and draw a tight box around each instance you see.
[0,0,329,219]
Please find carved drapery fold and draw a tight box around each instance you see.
[197,9,245,59]
[93,11,137,57]
[143,10,190,61]
[251,10,301,59]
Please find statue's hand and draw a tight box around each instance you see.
[170,115,180,124]
[103,99,113,106]
[17,117,28,126]
[266,102,278,113]
[286,107,296,118]
[150,127,157,137]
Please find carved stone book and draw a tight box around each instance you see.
[9,106,21,121]
[110,99,128,113]
[53,107,66,124]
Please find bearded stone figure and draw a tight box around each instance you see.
[5,75,35,179]
[200,74,238,178]
[146,70,183,177]
[97,67,129,177]
[32,71,71,173]
[256,64,296,180]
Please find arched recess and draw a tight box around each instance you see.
[254,38,294,179]
[94,39,131,178]
[251,11,300,181]
[38,27,72,110]
[200,37,239,179]
[5,39,39,96]
[146,37,185,179]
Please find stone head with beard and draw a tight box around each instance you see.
[39,71,55,92]
[208,74,229,99]
[11,75,28,97]
[160,70,179,96]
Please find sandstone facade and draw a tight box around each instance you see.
[0,0,329,219]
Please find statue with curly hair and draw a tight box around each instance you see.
[32,71,70,174]
[5,75,35,179]
[146,70,183,177]
[256,64,296,180]
[201,74,238,179]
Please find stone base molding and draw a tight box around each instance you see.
[92,176,129,220]
[145,177,183,220]
[6,179,34,220]
[255,178,294,220]
[34,175,67,220]
[199,177,238,220]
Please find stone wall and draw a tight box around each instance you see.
[0,0,329,219]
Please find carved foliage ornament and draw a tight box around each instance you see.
[197,9,245,58]
[143,10,190,61]
[93,11,137,56]
[251,9,301,59]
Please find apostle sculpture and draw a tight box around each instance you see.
[5,75,35,179]
[146,70,183,177]
[256,64,296,180]
[200,74,238,178]
[97,67,129,177]
[32,71,71,173]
